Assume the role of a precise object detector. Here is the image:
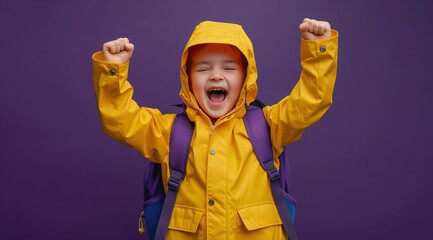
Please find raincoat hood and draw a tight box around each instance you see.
[179,21,258,122]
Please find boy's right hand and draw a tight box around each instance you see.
[102,37,134,64]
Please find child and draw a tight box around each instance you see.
[92,18,338,239]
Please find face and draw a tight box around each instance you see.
[189,44,246,123]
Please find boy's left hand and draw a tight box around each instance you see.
[299,18,331,40]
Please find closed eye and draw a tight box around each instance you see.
[196,67,210,72]
[224,66,237,71]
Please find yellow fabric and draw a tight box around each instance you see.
[92,21,338,239]
[237,202,282,230]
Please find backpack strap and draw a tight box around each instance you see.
[154,112,194,240]
[243,107,298,240]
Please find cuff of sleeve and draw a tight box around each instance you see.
[92,51,130,65]
[92,51,129,76]
[300,29,339,59]
[92,51,107,62]
[92,51,130,91]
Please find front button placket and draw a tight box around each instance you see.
[206,126,227,238]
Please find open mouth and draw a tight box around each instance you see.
[207,88,227,102]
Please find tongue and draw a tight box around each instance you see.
[209,92,226,102]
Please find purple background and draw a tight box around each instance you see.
[1,0,432,239]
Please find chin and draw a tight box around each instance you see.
[205,109,226,121]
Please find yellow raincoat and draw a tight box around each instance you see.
[92,21,338,239]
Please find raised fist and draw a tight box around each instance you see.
[299,18,332,40]
[102,37,134,64]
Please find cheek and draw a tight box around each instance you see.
[190,76,204,98]
[232,74,245,93]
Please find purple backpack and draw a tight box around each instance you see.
[138,102,298,240]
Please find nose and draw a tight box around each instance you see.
[209,69,224,81]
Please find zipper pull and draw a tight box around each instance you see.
[138,211,145,234]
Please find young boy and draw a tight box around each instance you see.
[92,18,338,239]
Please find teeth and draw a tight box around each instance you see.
[207,87,227,102]
[208,88,225,91]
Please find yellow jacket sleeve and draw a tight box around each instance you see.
[263,30,339,151]
[92,51,174,163]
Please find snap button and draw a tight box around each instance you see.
[319,45,326,53]
[210,149,215,155]
[209,199,215,206]
[109,69,116,76]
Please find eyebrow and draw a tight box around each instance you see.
[194,60,239,66]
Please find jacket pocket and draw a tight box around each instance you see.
[237,202,282,231]
[168,205,205,233]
